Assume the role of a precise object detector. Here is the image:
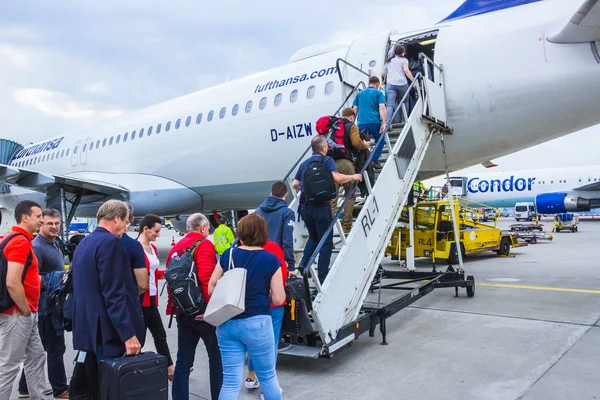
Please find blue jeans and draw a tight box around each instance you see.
[248,306,284,371]
[300,203,334,283]
[386,83,409,127]
[217,315,281,400]
[173,315,223,400]
[358,123,383,163]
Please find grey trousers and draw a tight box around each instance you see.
[0,312,47,400]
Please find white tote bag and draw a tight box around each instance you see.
[203,248,248,327]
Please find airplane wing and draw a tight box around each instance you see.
[549,0,600,43]
[0,164,128,196]
[573,180,600,192]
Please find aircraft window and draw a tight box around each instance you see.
[175,119,181,130]
[185,116,191,127]
[550,180,553,184]
[89,143,93,151]
[109,136,114,146]
[66,148,70,157]
[219,107,226,119]
[102,138,107,147]
[369,60,376,68]
[325,81,334,95]
[124,132,129,142]
[61,149,65,158]
[83,143,88,152]
[245,101,252,113]
[74,146,78,155]
[196,113,202,124]
[116,135,121,144]
[290,90,298,103]
[157,123,162,133]
[232,104,239,116]
[139,128,144,138]
[259,97,267,110]
[307,86,315,99]
[274,94,282,107]
[131,130,136,140]
[148,126,153,136]
[96,140,100,149]
[208,110,214,121]
[166,121,171,131]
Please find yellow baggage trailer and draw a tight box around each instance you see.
[386,198,523,264]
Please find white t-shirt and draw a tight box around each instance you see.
[386,57,409,86]
[146,246,160,297]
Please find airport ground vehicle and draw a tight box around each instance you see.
[509,220,555,244]
[385,198,522,265]
[514,202,537,221]
[555,213,579,233]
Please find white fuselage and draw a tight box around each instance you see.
[3,0,600,218]
[453,166,600,207]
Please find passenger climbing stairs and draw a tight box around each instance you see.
[280,54,472,358]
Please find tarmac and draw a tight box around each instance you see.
[10,217,600,399]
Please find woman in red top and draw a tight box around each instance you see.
[244,239,287,391]
[137,214,174,379]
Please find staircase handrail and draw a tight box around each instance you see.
[301,72,424,292]
[282,80,367,183]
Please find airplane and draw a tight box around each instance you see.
[0,0,599,234]
[448,165,600,214]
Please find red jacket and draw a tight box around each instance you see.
[165,232,217,315]
[262,240,287,307]
[141,244,164,307]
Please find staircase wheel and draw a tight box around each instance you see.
[466,275,475,298]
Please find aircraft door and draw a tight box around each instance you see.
[79,137,91,165]
[340,30,390,104]
[71,140,82,167]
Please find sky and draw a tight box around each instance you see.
[0,1,598,174]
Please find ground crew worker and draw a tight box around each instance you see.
[213,216,235,256]
[413,181,426,200]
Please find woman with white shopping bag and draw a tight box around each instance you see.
[207,213,286,400]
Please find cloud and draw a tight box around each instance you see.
[0,43,29,67]
[13,88,124,121]
[83,82,110,95]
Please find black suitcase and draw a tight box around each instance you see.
[99,352,168,400]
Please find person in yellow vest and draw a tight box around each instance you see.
[213,215,235,255]
[413,181,426,200]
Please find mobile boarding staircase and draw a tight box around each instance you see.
[279,54,475,359]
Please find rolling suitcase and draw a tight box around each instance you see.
[99,352,168,400]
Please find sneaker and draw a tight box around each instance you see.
[260,387,283,399]
[18,388,53,398]
[54,391,69,399]
[244,377,259,389]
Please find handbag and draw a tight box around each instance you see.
[202,248,250,327]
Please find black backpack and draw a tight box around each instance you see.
[49,269,74,332]
[165,239,206,316]
[0,233,33,313]
[302,156,337,205]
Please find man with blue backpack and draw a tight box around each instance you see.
[292,135,362,283]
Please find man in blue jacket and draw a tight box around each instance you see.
[256,181,296,272]
[70,200,145,393]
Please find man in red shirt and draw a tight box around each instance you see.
[167,213,222,400]
[0,200,46,400]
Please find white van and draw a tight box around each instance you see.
[514,202,536,221]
